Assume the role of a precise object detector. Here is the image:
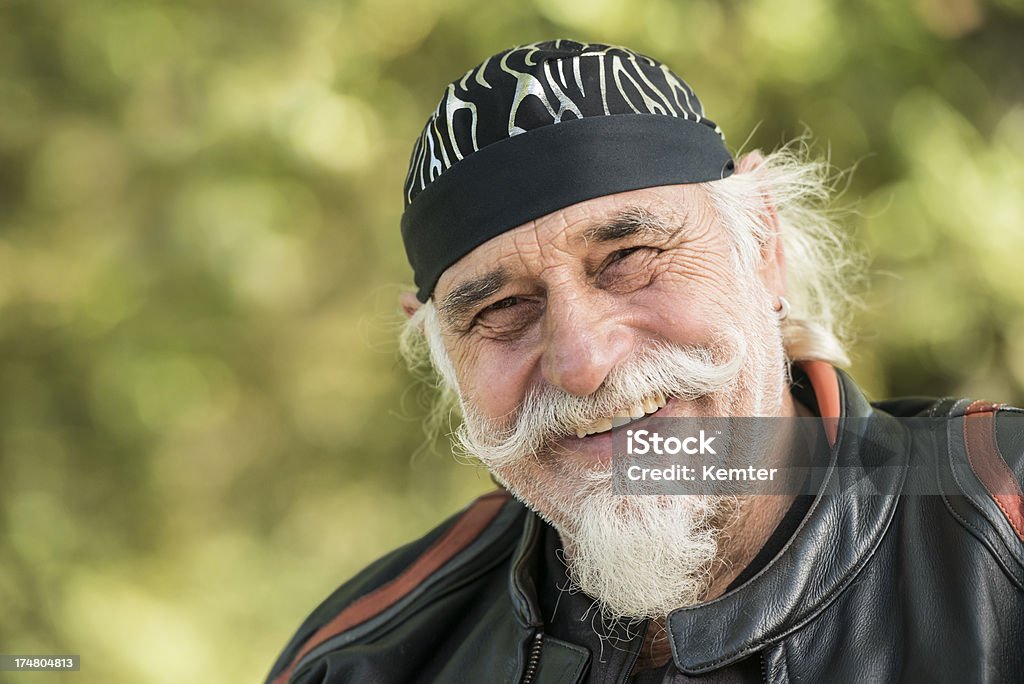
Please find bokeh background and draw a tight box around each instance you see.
[2,0,1023,681]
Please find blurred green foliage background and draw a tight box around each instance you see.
[1,0,1023,681]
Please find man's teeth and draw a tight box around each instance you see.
[575,392,668,438]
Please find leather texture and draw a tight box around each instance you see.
[266,369,1024,684]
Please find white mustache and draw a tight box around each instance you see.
[458,331,747,467]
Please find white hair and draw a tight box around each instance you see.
[398,297,460,442]
[399,145,861,398]
[704,144,861,366]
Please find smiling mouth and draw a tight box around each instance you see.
[574,391,668,438]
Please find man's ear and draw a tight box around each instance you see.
[735,149,766,175]
[735,150,779,228]
[399,291,422,319]
[736,150,787,296]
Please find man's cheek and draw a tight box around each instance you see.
[458,350,527,419]
[635,278,737,339]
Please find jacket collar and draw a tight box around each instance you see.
[508,506,546,629]
[667,363,911,674]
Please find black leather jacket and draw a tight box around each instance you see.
[267,368,1024,683]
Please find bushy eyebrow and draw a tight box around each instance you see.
[437,267,508,329]
[436,207,684,329]
[580,205,683,244]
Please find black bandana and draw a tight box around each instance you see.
[401,40,734,302]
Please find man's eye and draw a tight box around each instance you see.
[596,246,661,291]
[471,296,540,338]
[485,296,521,311]
[602,246,660,272]
[607,247,644,264]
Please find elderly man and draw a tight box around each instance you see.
[266,41,1024,683]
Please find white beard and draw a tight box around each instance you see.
[450,333,754,620]
[557,479,734,620]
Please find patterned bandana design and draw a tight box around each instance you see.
[403,40,725,207]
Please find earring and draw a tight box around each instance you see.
[773,296,790,321]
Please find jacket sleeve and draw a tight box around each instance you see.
[264,490,515,684]
[264,516,458,683]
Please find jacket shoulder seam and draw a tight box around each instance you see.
[963,402,1024,543]
[938,401,1024,589]
[939,487,1024,592]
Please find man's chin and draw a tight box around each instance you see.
[504,479,734,620]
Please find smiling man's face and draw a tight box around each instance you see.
[411,175,798,618]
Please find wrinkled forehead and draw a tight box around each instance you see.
[432,183,711,300]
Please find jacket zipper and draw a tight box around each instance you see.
[519,632,544,684]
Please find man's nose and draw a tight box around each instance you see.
[540,294,634,397]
